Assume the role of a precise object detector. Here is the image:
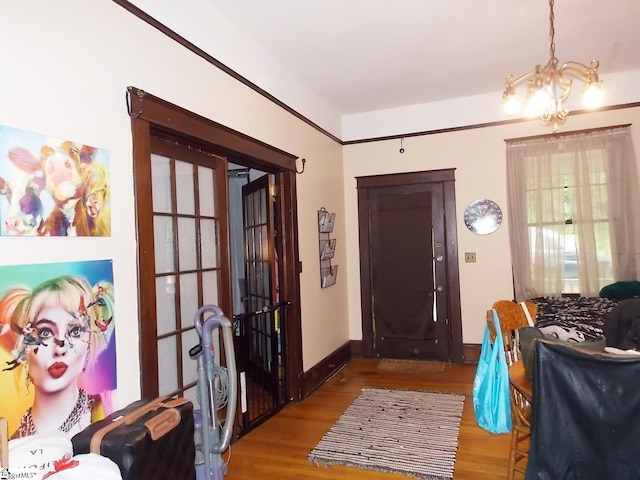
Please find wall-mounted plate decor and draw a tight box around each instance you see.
[464,199,503,235]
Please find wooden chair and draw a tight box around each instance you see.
[508,378,531,479]
[487,304,533,480]
[488,302,521,365]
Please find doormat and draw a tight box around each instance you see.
[308,387,465,480]
[377,358,446,373]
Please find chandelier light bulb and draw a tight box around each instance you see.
[503,92,522,115]
[526,89,551,118]
[583,82,604,109]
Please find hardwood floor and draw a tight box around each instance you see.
[224,358,514,479]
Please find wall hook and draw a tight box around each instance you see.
[126,88,145,119]
[296,157,306,174]
[399,138,405,154]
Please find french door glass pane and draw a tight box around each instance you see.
[151,154,171,213]
[201,219,217,269]
[175,161,195,215]
[202,271,219,306]
[247,228,255,260]
[156,276,177,335]
[158,336,178,395]
[198,166,216,216]
[154,216,175,273]
[262,262,270,297]
[259,191,266,222]
[260,224,268,259]
[178,217,197,271]
[179,272,199,329]
[182,329,200,386]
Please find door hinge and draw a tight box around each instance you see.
[269,184,278,197]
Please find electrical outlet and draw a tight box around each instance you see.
[464,252,476,263]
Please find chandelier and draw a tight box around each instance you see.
[502,0,603,131]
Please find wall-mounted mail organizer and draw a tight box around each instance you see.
[318,207,338,288]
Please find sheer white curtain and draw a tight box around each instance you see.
[507,126,640,300]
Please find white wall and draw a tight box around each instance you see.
[0,0,348,409]
[127,0,343,140]
[343,106,640,345]
[341,69,640,142]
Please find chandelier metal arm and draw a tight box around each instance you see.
[505,71,537,89]
[558,61,600,81]
[505,60,599,88]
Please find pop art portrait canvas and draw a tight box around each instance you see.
[0,124,111,236]
[0,259,117,439]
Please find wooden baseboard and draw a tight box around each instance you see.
[349,339,363,357]
[299,341,351,399]
[351,339,480,363]
[463,343,481,363]
[299,340,480,400]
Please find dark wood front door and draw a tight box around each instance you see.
[357,169,463,362]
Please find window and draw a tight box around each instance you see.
[507,126,640,300]
[527,161,613,294]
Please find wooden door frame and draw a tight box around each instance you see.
[127,86,304,400]
[356,168,463,362]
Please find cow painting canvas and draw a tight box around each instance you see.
[0,125,111,236]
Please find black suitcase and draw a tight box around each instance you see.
[72,396,195,480]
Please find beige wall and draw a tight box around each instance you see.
[0,0,348,408]
[343,107,640,346]
[1,3,638,413]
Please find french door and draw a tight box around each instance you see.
[234,174,288,431]
[145,136,230,403]
[128,87,303,420]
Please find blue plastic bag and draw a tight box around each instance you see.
[473,308,512,434]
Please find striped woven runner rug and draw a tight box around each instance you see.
[308,387,465,480]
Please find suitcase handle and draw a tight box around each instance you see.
[90,396,169,453]
[144,408,181,441]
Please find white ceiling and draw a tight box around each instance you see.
[206,0,640,116]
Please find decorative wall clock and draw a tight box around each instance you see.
[464,199,503,235]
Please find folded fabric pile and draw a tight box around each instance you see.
[530,296,618,341]
[8,432,122,480]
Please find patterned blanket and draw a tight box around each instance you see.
[530,296,619,341]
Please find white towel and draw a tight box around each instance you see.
[8,433,121,480]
